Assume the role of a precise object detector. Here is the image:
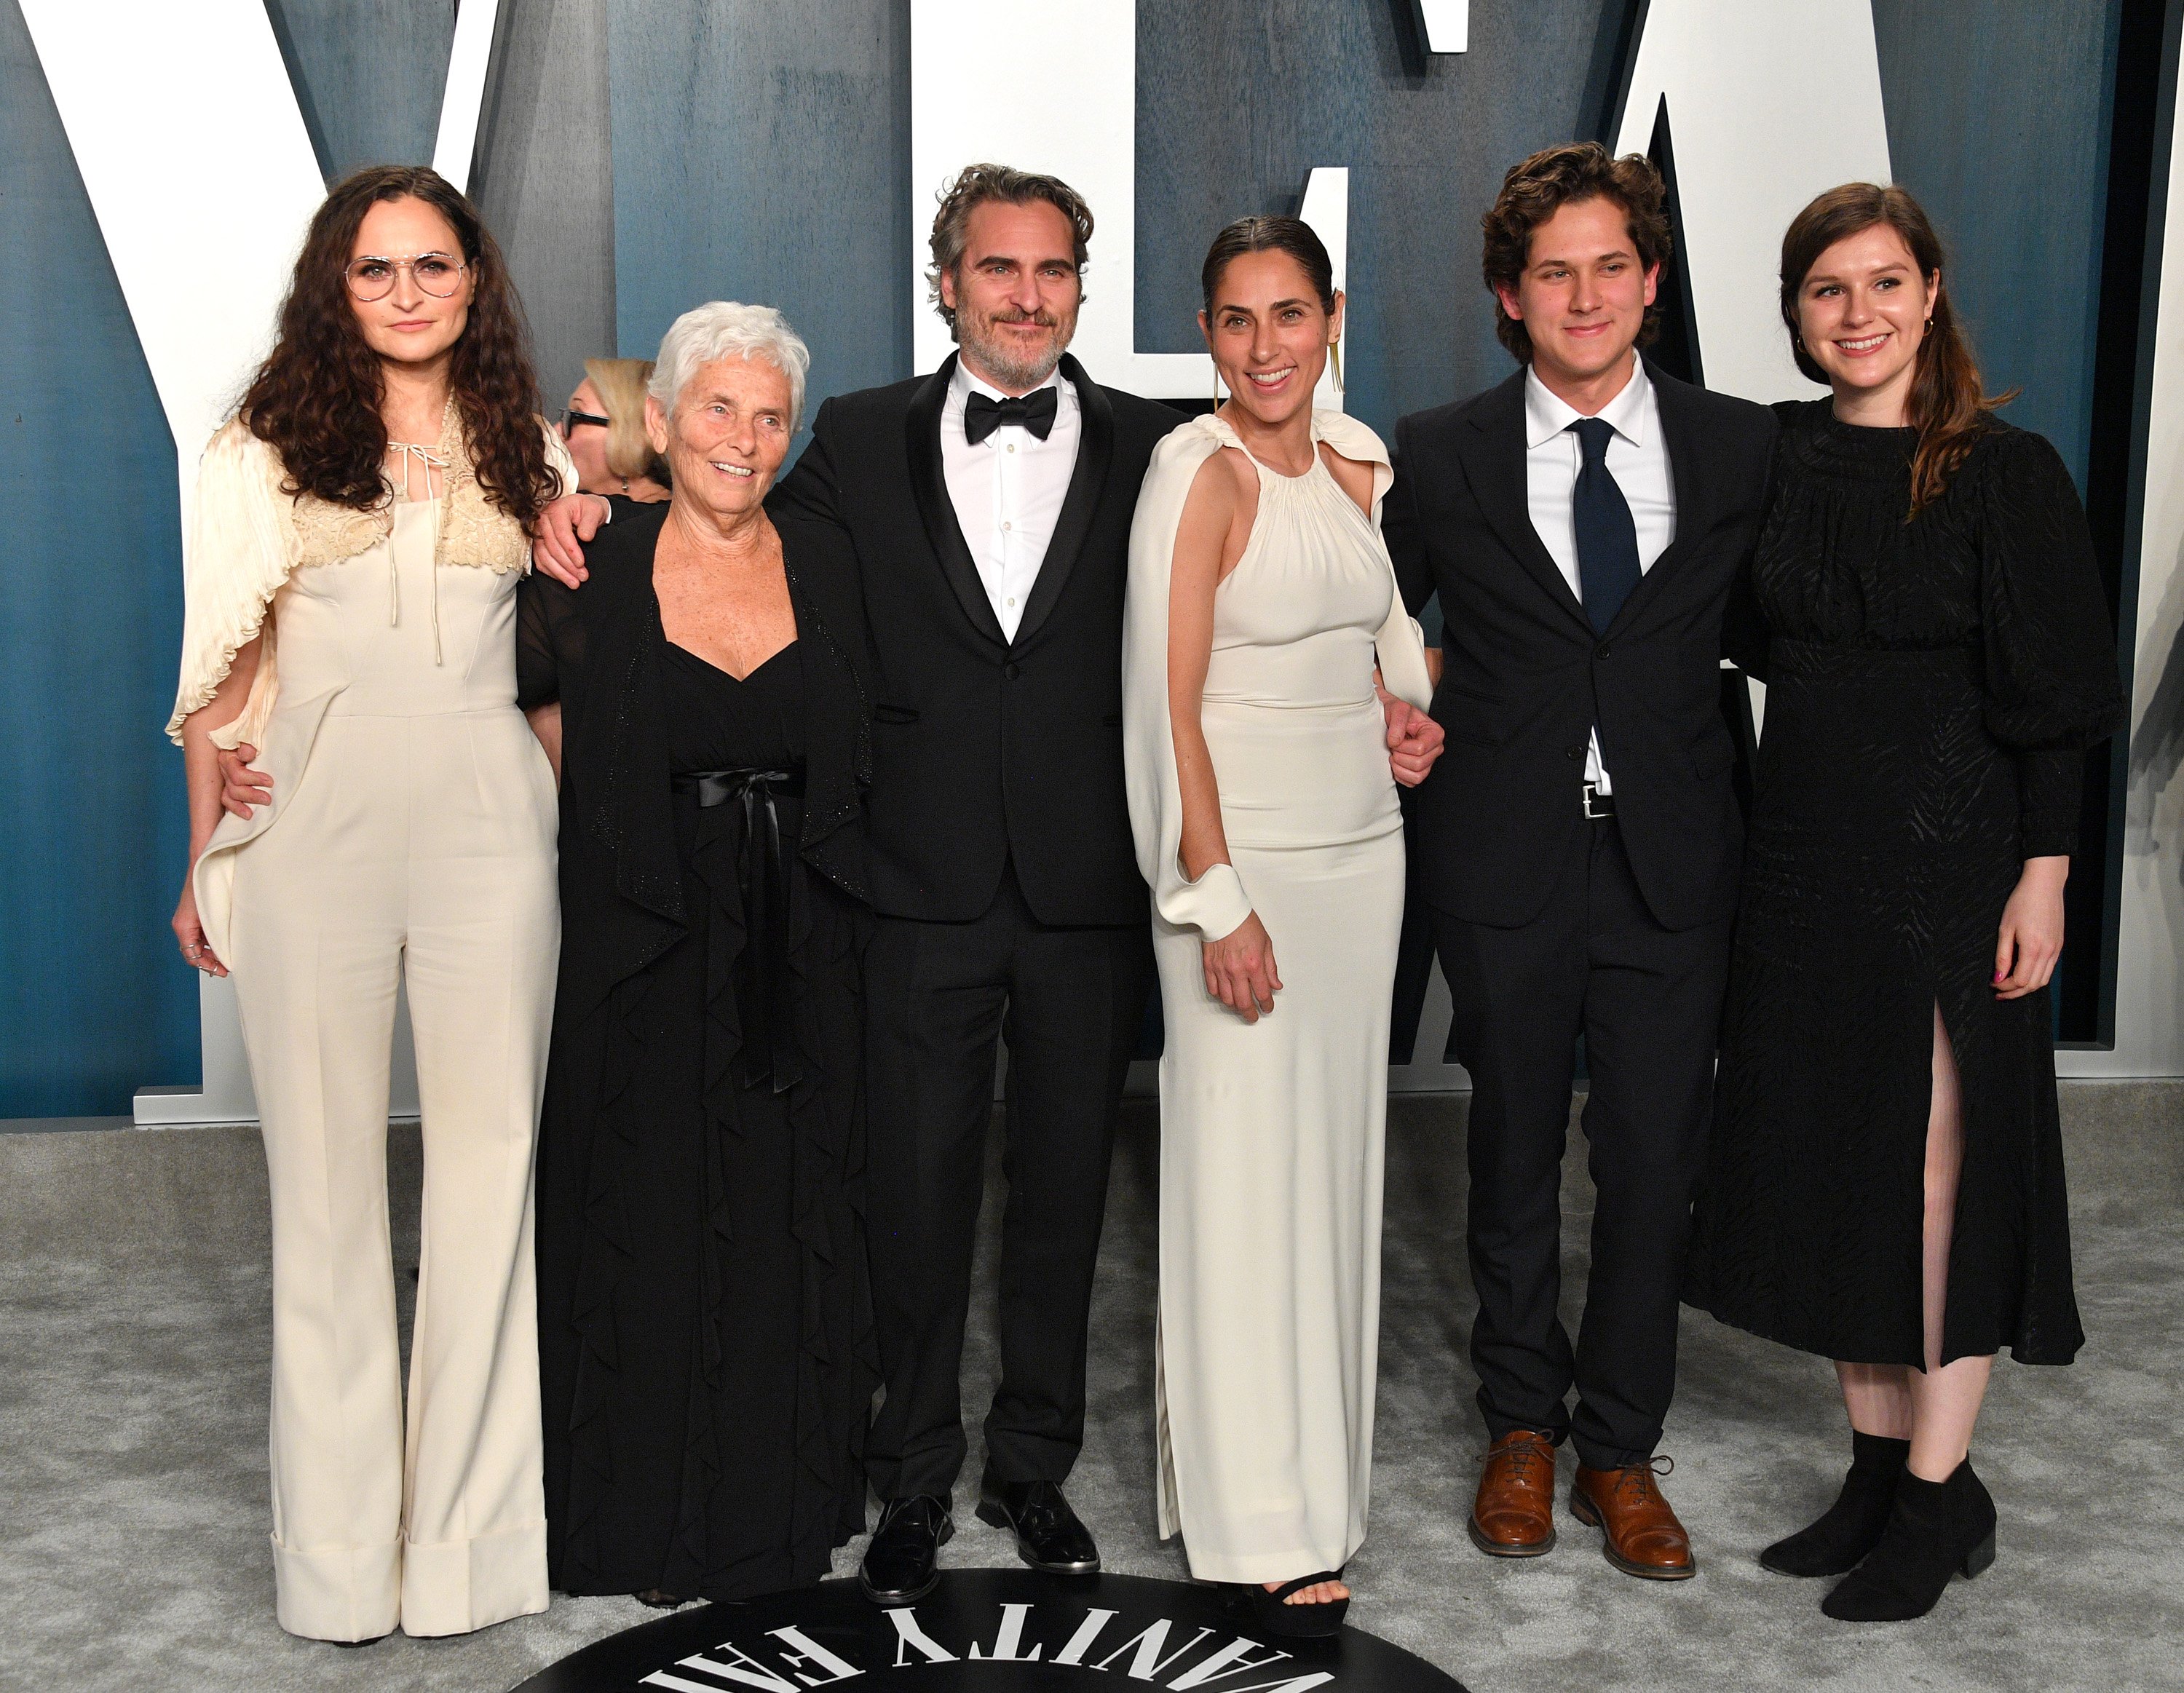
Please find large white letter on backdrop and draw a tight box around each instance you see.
[909,0,1348,411]
[1611,0,1893,403]
[23,0,499,1125]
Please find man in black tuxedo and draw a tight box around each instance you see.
[767,165,1175,1605]
[1381,143,1775,1580]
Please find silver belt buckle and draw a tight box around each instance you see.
[1582,781,1615,820]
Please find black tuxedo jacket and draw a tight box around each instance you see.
[1383,362,1776,933]
[771,352,1180,925]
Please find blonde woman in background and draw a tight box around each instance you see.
[561,357,671,501]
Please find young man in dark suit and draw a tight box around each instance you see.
[1380,143,1776,1581]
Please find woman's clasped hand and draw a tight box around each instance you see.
[1202,911,1281,1021]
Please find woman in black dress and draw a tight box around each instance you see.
[1689,186,2122,1621]
[518,301,876,1606]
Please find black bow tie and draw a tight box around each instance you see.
[964,386,1059,445]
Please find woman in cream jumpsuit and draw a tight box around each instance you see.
[170,167,570,1642]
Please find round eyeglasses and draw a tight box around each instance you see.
[344,252,467,302]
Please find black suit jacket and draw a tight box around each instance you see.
[771,352,1181,925]
[1382,362,1777,933]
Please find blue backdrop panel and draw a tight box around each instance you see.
[0,1,2148,1112]
[1135,0,1621,441]
[1872,0,2123,490]
[606,0,909,429]
[264,0,455,181]
[0,0,194,1114]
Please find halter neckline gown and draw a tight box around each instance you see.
[1135,409,1427,1582]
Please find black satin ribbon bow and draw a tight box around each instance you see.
[963,386,1059,445]
[673,765,807,1094]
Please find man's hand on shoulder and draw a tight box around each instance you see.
[531,493,611,587]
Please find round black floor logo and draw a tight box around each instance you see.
[513,1571,1469,1693]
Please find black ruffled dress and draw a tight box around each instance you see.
[1688,403,2124,1369]
[520,503,877,1601]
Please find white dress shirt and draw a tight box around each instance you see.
[1523,358,1677,791]
[941,360,1083,642]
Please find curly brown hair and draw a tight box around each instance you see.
[1481,143,1673,364]
[237,164,554,523]
[1780,183,2011,515]
[926,162,1093,336]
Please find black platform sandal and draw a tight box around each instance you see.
[1230,1571,1348,1640]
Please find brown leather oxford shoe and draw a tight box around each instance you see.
[1470,1430,1559,1557]
[1570,1459,1696,1579]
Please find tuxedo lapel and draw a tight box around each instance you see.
[1602,362,1711,636]
[905,352,1008,646]
[1460,370,1590,630]
[1011,354,1113,648]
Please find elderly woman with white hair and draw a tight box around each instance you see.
[518,301,877,1606]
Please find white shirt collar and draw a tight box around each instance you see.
[1523,355,1654,451]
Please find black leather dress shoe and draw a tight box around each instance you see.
[976,1480,1101,1575]
[860,1495,954,1606]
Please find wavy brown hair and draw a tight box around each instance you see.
[1781,183,2011,514]
[237,164,553,523]
[1481,142,1672,363]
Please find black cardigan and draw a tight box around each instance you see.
[516,500,871,1026]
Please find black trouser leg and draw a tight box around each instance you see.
[1431,849,1588,1448]
[862,867,1150,1503]
[1570,823,1731,1469]
[982,892,1151,1489]
[863,896,1010,1504]
[1432,821,1730,1467]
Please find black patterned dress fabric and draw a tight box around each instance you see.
[1687,402,2123,1369]
[537,631,872,1601]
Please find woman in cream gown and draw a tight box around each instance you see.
[1123,218,1435,1635]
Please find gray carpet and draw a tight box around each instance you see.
[3,1085,2180,1692]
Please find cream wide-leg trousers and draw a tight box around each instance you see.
[225,705,558,1641]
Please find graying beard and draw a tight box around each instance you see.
[960,312,1070,389]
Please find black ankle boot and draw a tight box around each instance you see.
[1821,1459,1995,1621]
[1762,1432,1910,1577]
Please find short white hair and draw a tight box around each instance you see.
[649,301,812,434]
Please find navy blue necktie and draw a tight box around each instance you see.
[1569,416,1640,635]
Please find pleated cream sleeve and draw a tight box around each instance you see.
[166,417,576,752]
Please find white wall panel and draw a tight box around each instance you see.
[909,0,1345,408]
[1613,0,1893,405]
